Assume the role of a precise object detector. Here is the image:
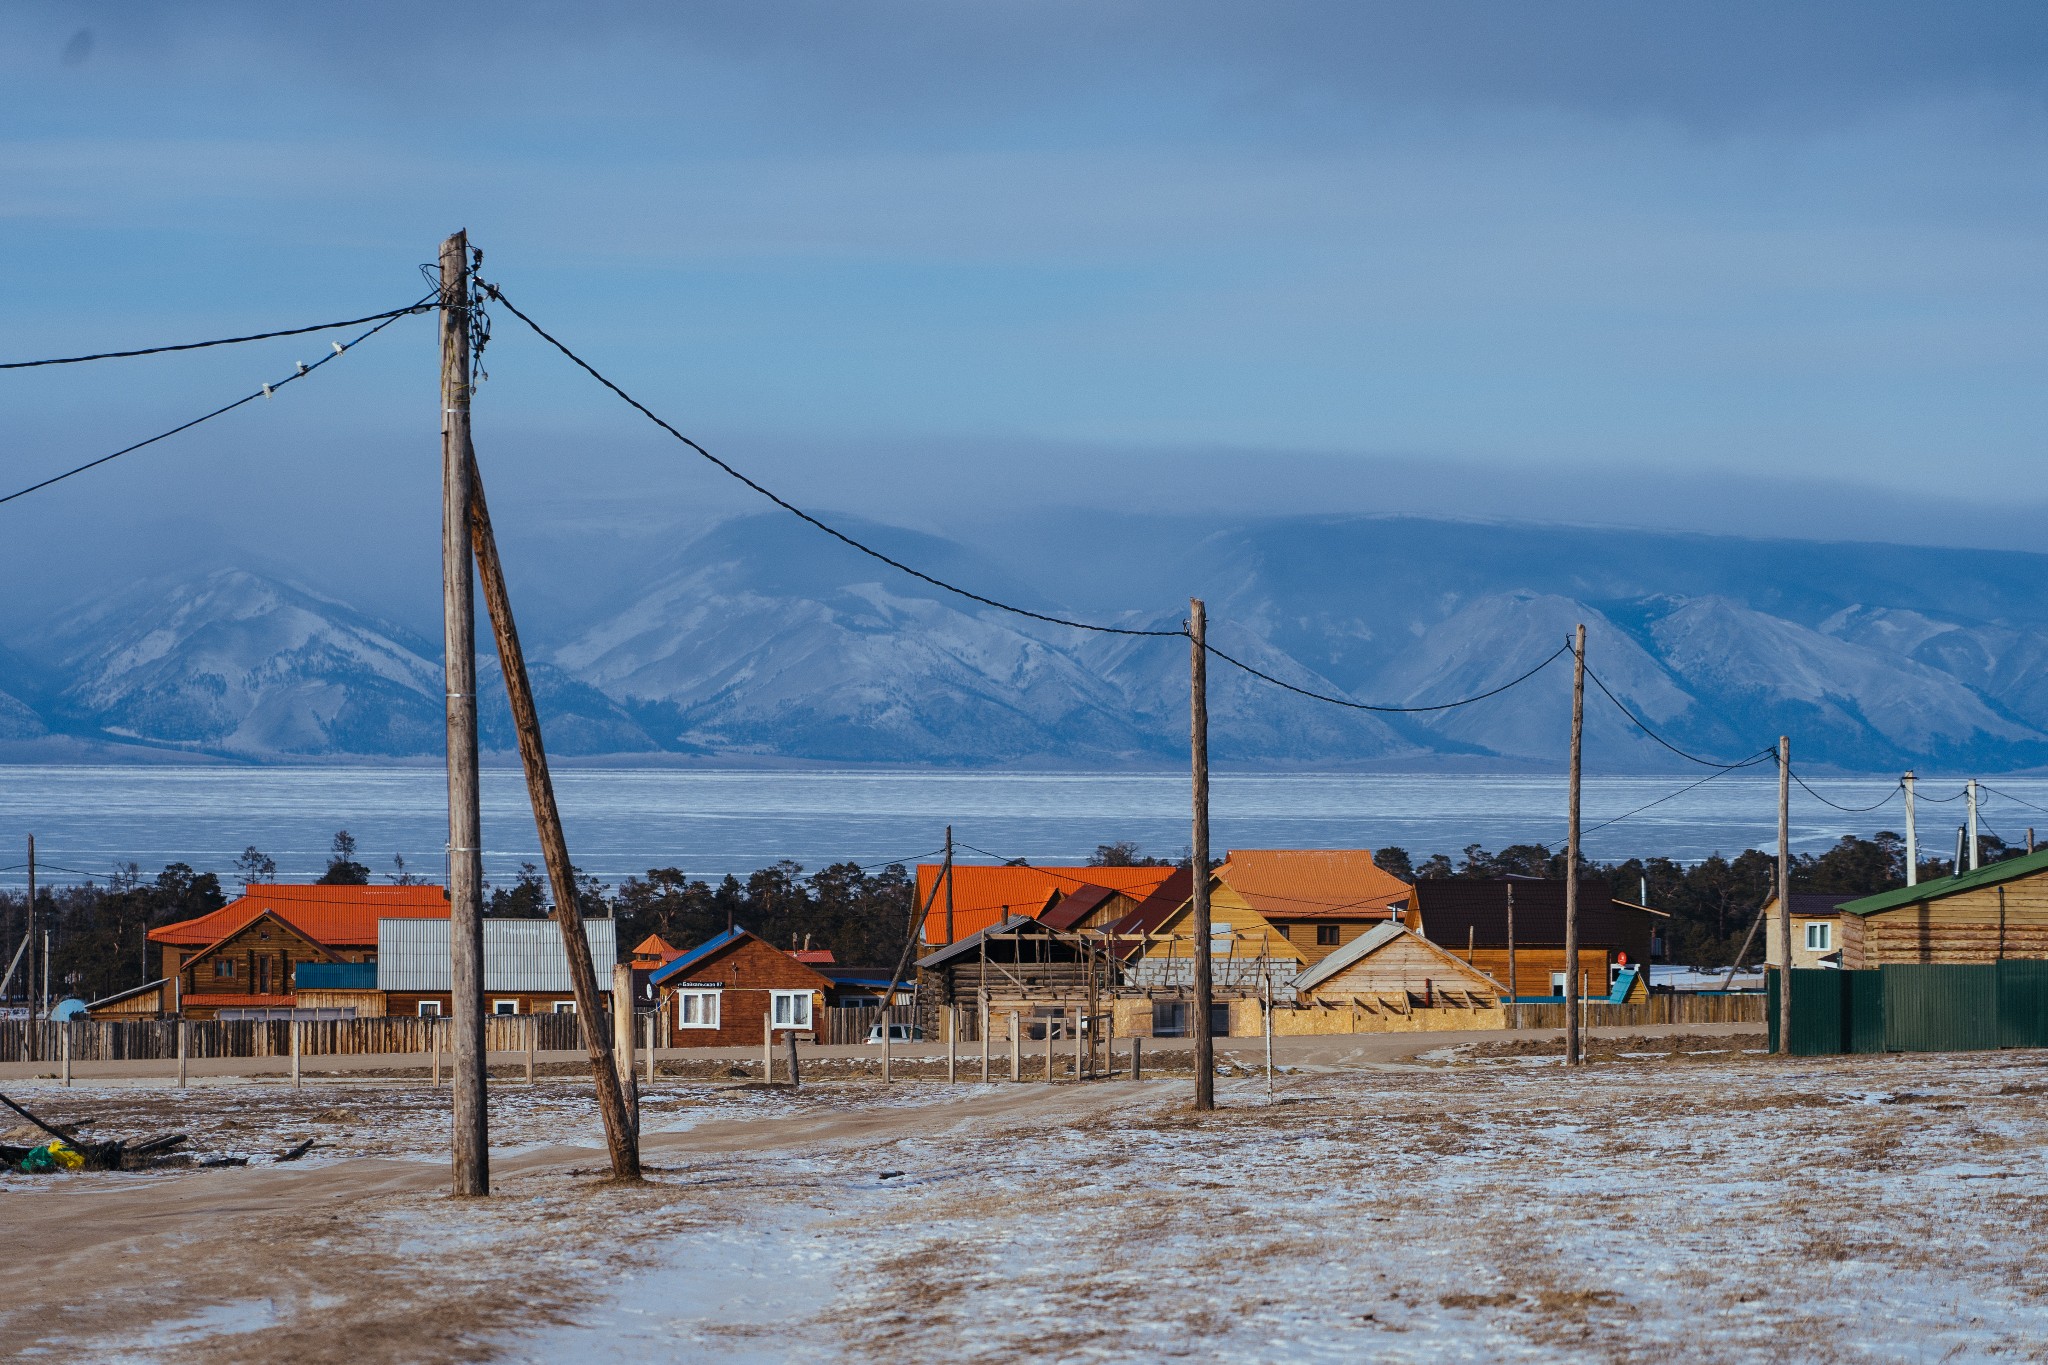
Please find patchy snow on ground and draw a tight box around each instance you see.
[11,1047,2048,1362]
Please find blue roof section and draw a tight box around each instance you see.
[650,926,749,987]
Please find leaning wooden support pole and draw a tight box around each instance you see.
[469,450,639,1180]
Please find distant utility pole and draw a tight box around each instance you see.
[1967,778,1980,871]
[944,825,955,945]
[1563,624,1585,1068]
[440,230,489,1197]
[1775,735,1791,1055]
[470,435,641,1180]
[1190,597,1215,1112]
[1903,771,1917,887]
[25,835,37,1060]
[1505,881,1518,1031]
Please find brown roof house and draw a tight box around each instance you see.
[1411,878,1663,1001]
[651,926,833,1048]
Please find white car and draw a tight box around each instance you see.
[864,1022,924,1044]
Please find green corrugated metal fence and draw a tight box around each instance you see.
[1768,961,2048,1055]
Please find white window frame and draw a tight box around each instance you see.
[552,1000,577,1015]
[674,988,722,1029]
[417,1000,442,1017]
[770,989,812,1028]
[1805,922,1833,952]
[491,998,519,1016]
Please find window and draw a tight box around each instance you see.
[675,989,721,1028]
[552,1000,577,1014]
[213,959,235,978]
[492,999,518,1016]
[1805,922,1833,953]
[417,1000,442,1017]
[771,990,812,1028]
[1316,925,1341,947]
[1550,972,1568,996]
[1152,1001,1187,1037]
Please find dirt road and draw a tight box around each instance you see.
[11,1026,2044,1362]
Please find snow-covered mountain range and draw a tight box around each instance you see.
[8,514,2048,772]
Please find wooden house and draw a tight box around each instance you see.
[915,863,1178,945]
[1760,893,1860,969]
[1105,865,1304,1006]
[650,926,833,1048]
[628,934,683,971]
[1282,921,1507,1031]
[1410,878,1663,999]
[1837,849,2048,967]
[124,884,449,1019]
[1039,883,1146,933]
[1204,849,1413,967]
[370,917,617,1018]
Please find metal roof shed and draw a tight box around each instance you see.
[379,917,617,992]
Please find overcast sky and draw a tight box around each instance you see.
[4,1,2046,620]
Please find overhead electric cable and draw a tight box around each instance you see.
[1202,640,1572,713]
[0,297,437,370]
[1582,664,1761,769]
[1980,783,2048,818]
[0,304,423,508]
[1785,767,1902,815]
[477,280,1182,639]
[1581,750,1777,835]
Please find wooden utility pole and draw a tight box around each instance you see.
[1563,624,1585,1067]
[439,231,490,1196]
[944,825,955,944]
[1190,598,1215,1111]
[1505,882,1518,1030]
[468,445,641,1179]
[1903,771,1918,887]
[25,835,36,1061]
[612,963,639,1134]
[1776,735,1791,1055]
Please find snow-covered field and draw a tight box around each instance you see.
[9,1040,2048,1362]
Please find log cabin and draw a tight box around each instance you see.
[1285,921,1508,1031]
[1837,848,2048,967]
[650,926,832,1048]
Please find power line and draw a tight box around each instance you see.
[1200,640,1571,714]
[1581,750,1778,835]
[1582,664,1760,769]
[0,298,437,370]
[0,303,425,508]
[1786,767,1902,815]
[1980,783,2048,818]
[478,280,1182,640]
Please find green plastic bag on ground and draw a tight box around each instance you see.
[19,1139,83,1173]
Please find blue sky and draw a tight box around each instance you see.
[3,0,2046,609]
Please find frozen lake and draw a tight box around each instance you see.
[0,764,2037,890]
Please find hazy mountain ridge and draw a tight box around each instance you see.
[9,515,2048,771]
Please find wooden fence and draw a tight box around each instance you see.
[1511,993,1763,1030]
[823,1004,920,1046]
[0,1013,591,1064]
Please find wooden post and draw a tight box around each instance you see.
[612,964,639,1134]
[1072,1004,1084,1080]
[881,997,892,1083]
[980,993,991,1083]
[438,231,490,1197]
[60,1023,70,1086]
[467,436,639,1180]
[526,1014,536,1086]
[1044,1011,1055,1082]
[24,836,35,1063]
[291,1020,302,1089]
[644,1011,656,1086]
[1263,971,1274,1098]
[1189,597,1215,1111]
[1968,778,1981,871]
[1009,1011,1020,1081]
[1776,735,1792,1055]
[946,1005,957,1083]
[1130,1035,1142,1081]
[785,1029,801,1090]
[764,1010,775,1082]
[1563,622,1585,1068]
[176,1019,188,1089]
[944,825,955,944]
[432,1019,442,1086]
[1506,882,1519,1030]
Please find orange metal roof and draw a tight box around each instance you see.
[148,883,449,948]
[628,933,682,965]
[1213,849,1411,920]
[916,864,1177,943]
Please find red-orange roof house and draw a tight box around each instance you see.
[914,863,1178,945]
